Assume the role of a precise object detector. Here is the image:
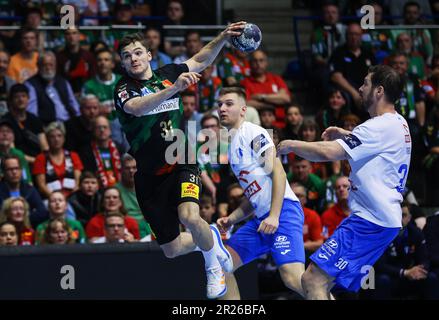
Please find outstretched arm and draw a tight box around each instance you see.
[185,21,246,73]
[277,139,349,162]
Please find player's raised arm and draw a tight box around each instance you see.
[184,21,246,73]
[277,139,349,162]
[122,72,201,116]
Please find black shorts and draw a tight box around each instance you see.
[134,164,202,245]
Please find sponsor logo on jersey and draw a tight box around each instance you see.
[181,182,199,199]
[145,97,180,115]
[318,253,329,261]
[274,235,290,249]
[280,249,291,255]
[342,134,362,149]
[161,79,173,87]
[250,134,268,154]
[118,90,129,103]
[244,180,261,198]
[327,239,338,249]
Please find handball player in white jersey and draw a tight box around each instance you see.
[277,65,411,299]
[215,87,305,299]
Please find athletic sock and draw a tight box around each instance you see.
[202,246,221,269]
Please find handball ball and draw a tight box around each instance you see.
[231,23,262,53]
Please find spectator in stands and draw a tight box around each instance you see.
[69,0,109,26]
[424,210,439,282]
[85,187,140,242]
[64,95,100,152]
[182,90,203,142]
[395,32,427,79]
[197,64,222,113]
[93,212,136,243]
[2,83,48,164]
[56,27,96,94]
[291,183,323,254]
[82,49,122,115]
[35,190,86,244]
[329,22,376,117]
[316,88,350,131]
[68,171,101,228]
[298,119,327,180]
[241,49,291,128]
[361,2,393,64]
[115,154,151,239]
[0,155,48,227]
[40,217,76,245]
[174,30,203,64]
[259,106,277,129]
[389,52,425,126]
[282,105,303,140]
[389,52,427,176]
[0,50,15,116]
[0,197,34,245]
[108,3,136,51]
[217,47,250,86]
[423,105,439,205]
[288,157,326,213]
[163,0,187,58]
[310,1,346,94]
[200,193,216,225]
[145,27,172,71]
[33,121,83,199]
[341,113,361,131]
[0,221,18,246]
[79,115,122,189]
[0,118,32,184]
[6,27,39,83]
[420,54,439,107]
[17,8,46,52]
[390,1,433,66]
[81,49,128,153]
[197,114,235,216]
[321,176,350,239]
[373,202,439,299]
[25,51,80,125]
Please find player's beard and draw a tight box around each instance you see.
[362,90,374,111]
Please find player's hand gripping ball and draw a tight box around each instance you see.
[231,23,262,53]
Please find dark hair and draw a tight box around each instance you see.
[298,119,321,142]
[341,113,361,126]
[104,212,125,226]
[219,86,247,101]
[201,114,219,128]
[185,30,201,42]
[368,64,404,104]
[25,7,42,18]
[79,171,98,184]
[118,32,150,56]
[1,154,21,172]
[180,90,196,99]
[9,83,29,99]
[0,221,16,230]
[95,48,114,60]
[404,1,420,12]
[90,40,109,54]
[287,104,303,115]
[200,193,213,207]
[20,26,38,39]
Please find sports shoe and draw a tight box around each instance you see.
[210,224,233,273]
[206,265,227,299]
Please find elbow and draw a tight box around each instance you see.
[123,102,142,117]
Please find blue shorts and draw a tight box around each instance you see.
[310,214,400,292]
[226,199,305,266]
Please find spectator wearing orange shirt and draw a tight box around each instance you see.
[291,182,323,254]
[241,50,291,128]
[6,27,39,83]
[321,176,351,239]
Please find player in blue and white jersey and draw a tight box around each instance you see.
[215,86,305,299]
[277,65,410,299]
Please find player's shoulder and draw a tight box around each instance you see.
[114,74,135,91]
[241,121,269,138]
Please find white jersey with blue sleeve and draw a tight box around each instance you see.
[228,121,298,218]
[336,112,411,228]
